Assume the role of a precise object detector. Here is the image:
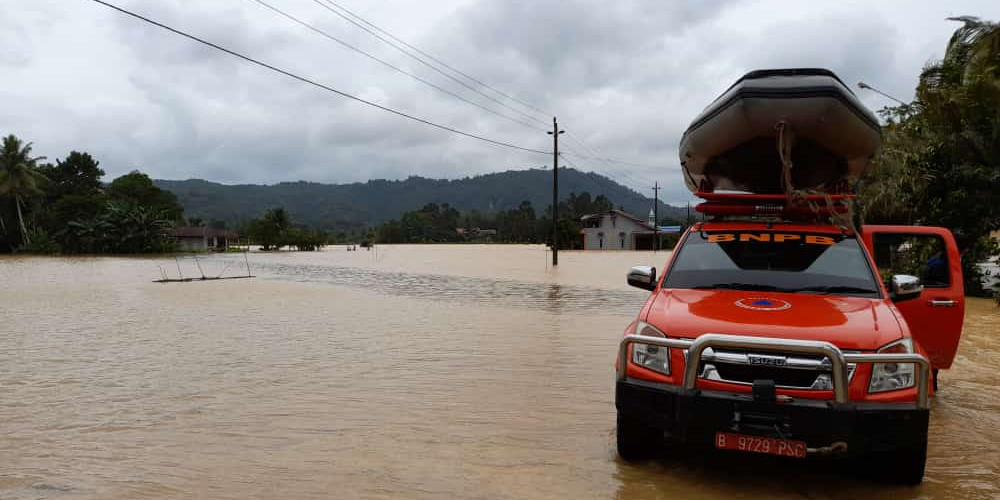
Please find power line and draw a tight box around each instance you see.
[310,0,547,126]
[310,0,670,175]
[565,154,651,192]
[559,141,656,188]
[561,150,665,169]
[562,148,669,190]
[318,0,549,117]
[564,130,660,173]
[85,0,549,156]
[565,130,620,176]
[248,0,546,132]
[562,130,657,187]
[91,0,674,184]
[560,154,649,195]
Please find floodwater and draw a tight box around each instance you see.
[1,245,997,500]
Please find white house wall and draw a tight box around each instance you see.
[581,215,648,250]
[177,238,209,251]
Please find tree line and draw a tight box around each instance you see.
[156,168,686,234]
[3,17,995,271]
[858,16,999,296]
[373,191,682,247]
[0,135,183,254]
[241,207,327,251]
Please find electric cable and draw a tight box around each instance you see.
[86,0,549,155]
[312,0,670,174]
[310,0,547,126]
[249,0,546,132]
[319,0,549,117]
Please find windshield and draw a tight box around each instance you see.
[663,231,881,297]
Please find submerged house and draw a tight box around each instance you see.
[580,210,662,250]
[173,226,237,251]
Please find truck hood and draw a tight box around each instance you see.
[644,289,903,351]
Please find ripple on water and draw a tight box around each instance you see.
[250,260,646,316]
[0,249,996,500]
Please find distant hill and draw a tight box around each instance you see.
[155,168,688,232]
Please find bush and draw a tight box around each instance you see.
[21,228,61,254]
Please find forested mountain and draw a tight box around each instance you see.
[155,168,688,232]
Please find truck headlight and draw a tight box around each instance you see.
[631,321,670,375]
[868,338,916,393]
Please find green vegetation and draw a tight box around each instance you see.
[0,135,47,248]
[859,17,1000,296]
[0,134,182,254]
[374,192,654,248]
[155,169,687,233]
[375,203,463,243]
[4,16,996,272]
[243,207,327,251]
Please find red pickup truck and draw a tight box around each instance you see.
[616,219,964,484]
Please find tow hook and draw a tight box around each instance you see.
[808,441,849,456]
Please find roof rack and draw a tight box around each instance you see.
[694,192,853,220]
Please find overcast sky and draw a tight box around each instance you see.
[4,0,999,204]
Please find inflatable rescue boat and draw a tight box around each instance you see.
[679,68,881,194]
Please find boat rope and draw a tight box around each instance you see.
[775,121,858,233]
[775,121,795,194]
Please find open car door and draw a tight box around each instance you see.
[862,225,965,369]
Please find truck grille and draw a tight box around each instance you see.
[712,363,820,388]
[694,348,857,390]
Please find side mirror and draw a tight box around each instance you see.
[890,274,923,302]
[627,266,657,291]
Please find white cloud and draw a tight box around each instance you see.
[3,0,999,205]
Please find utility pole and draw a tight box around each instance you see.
[652,182,660,251]
[547,117,564,266]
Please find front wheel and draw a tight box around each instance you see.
[616,414,663,461]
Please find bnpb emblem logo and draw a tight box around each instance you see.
[734,298,792,311]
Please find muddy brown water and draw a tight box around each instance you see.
[1,245,997,499]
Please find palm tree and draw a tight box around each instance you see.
[0,135,47,247]
[863,16,1000,294]
[942,17,1000,80]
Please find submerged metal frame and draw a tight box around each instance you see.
[617,333,931,409]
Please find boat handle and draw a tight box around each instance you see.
[929,299,956,307]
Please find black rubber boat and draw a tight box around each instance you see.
[679,68,881,194]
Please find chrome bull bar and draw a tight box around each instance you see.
[617,333,931,409]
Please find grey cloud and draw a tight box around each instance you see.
[4,0,1000,207]
[428,0,737,101]
[0,19,32,67]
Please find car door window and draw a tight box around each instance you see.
[872,233,951,287]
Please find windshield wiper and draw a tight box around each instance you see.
[693,283,790,292]
[787,285,879,295]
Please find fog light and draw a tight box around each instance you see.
[812,374,833,390]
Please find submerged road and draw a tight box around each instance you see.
[1,245,997,499]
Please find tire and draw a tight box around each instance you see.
[616,414,663,461]
[864,437,928,485]
[932,369,939,392]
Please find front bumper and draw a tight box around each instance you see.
[616,333,932,455]
[616,378,929,455]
